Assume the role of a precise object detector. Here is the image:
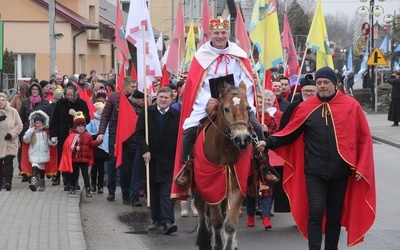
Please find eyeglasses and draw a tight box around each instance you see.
[31,88,40,91]
[302,90,316,94]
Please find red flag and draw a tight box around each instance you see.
[76,86,95,119]
[160,64,169,88]
[130,62,137,81]
[115,0,131,65]
[198,0,212,48]
[265,69,272,91]
[235,4,251,57]
[166,2,185,75]
[114,65,138,168]
[282,13,299,76]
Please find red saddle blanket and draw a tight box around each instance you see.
[193,128,252,204]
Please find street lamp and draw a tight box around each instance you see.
[384,12,397,71]
[358,0,385,112]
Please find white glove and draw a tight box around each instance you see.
[51,137,58,144]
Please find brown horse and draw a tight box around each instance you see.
[193,82,253,250]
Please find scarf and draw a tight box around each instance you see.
[29,95,42,109]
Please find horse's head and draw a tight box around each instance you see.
[219,82,252,150]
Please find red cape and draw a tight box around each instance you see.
[20,130,58,176]
[193,128,252,204]
[273,91,376,246]
[59,132,95,173]
[171,47,255,200]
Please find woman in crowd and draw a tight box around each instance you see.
[0,92,23,190]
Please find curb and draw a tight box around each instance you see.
[67,191,86,250]
[372,135,400,149]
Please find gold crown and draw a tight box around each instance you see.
[73,111,85,121]
[209,16,229,30]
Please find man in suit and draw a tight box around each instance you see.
[135,87,180,235]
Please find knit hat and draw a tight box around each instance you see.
[93,82,105,92]
[132,90,145,99]
[94,102,105,119]
[315,67,337,85]
[40,80,50,89]
[300,74,316,87]
[95,88,108,99]
[73,112,86,129]
[33,115,45,123]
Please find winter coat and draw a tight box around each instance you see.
[22,110,56,164]
[0,102,23,158]
[67,131,101,163]
[19,83,49,136]
[135,105,180,183]
[86,116,109,154]
[49,96,90,149]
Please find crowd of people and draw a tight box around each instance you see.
[0,16,378,248]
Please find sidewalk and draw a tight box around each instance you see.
[366,113,400,148]
[0,177,85,250]
[0,113,398,250]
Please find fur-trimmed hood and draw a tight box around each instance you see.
[28,110,49,127]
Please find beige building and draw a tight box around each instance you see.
[1,0,113,81]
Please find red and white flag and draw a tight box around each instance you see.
[282,13,299,77]
[115,0,130,66]
[165,2,185,76]
[235,4,251,57]
[125,0,161,92]
[198,0,212,48]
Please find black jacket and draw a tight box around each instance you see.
[135,105,180,183]
[49,97,90,146]
[19,83,49,136]
[267,93,350,179]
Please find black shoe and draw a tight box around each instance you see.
[107,193,115,201]
[52,178,60,186]
[91,187,96,192]
[97,187,103,194]
[392,123,399,127]
[21,175,29,182]
[163,223,178,235]
[148,222,162,231]
[64,185,70,191]
[123,199,130,205]
[131,197,142,207]
[4,183,11,191]
[75,184,81,191]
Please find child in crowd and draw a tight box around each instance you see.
[86,102,109,194]
[59,112,102,197]
[23,110,56,191]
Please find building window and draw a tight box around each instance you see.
[14,54,35,78]
[184,0,201,20]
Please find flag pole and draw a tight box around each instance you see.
[142,24,151,208]
[261,69,266,125]
[291,46,308,102]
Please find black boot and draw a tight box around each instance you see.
[85,187,92,198]
[29,167,38,191]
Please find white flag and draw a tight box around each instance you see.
[156,32,163,51]
[125,0,161,92]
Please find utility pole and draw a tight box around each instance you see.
[49,0,57,74]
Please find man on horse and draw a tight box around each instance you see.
[171,16,267,198]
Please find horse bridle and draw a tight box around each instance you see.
[206,101,252,145]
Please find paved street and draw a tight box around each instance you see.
[1,112,399,249]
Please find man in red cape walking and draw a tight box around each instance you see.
[171,17,266,200]
[266,66,376,249]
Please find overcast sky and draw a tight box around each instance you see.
[321,0,400,24]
